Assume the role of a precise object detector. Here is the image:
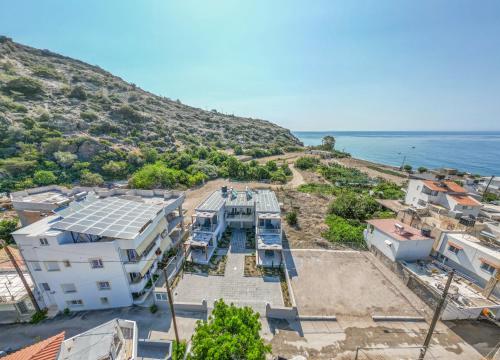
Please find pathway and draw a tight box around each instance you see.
[173,230,283,314]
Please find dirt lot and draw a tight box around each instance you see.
[286,250,429,318]
[331,157,407,185]
[276,188,336,249]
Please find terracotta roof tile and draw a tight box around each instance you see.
[443,181,467,193]
[3,332,64,360]
[422,180,467,193]
[448,194,481,206]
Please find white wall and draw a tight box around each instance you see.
[365,228,433,262]
[15,232,133,312]
[405,180,424,207]
[436,233,499,290]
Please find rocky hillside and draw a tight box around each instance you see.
[0,36,300,152]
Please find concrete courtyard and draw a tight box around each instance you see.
[173,229,283,314]
[285,249,428,318]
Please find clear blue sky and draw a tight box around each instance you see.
[1,0,499,131]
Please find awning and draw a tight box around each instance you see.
[447,241,463,250]
[136,217,167,255]
[480,258,500,269]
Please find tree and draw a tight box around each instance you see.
[295,156,319,170]
[286,210,298,226]
[190,299,271,360]
[417,166,427,173]
[328,190,380,221]
[233,145,243,155]
[321,135,335,151]
[402,164,412,173]
[33,170,57,186]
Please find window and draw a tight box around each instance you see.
[18,301,29,314]
[155,293,167,301]
[66,299,84,307]
[97,281,111,290]
[40,283,50,291]
[32,261,42,271]
[63,260,71,267]
[61,283,77,293]
[89,258,104,269]
[44,261,60,272]
[100,297,109,305]
[448,245,460,254]
[39,238,49,246]
[480,262,495,274]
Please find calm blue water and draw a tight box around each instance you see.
[293,131,500,176]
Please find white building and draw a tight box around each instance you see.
[186,186,283,267]
[364,219,434,262]
[478,176,500,196]
[405,179,481,218]
[435,232,499,298]
[11,191,185,312]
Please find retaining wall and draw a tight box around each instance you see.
[174,299,207,313]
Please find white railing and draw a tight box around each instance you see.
[258,227,281,234]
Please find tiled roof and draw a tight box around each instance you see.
[3,332,64,360]
[0,246,25,271]
[448,194,481,206]
[422,180,467,193]
[367,219,432,241]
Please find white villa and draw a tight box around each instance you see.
[11,189,185,312]
[186,186,283,267]
[405,179,481,218]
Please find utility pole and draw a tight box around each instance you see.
[163,267,179,343]
[418,270,454,360]
[0,240,41,312]
[481,175,495,202]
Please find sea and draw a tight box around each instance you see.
[293,131,500,176]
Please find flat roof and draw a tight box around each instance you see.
[195,188,280,213]
[52,197,163,240]
[59,319,134,360]
[445,233,500,260]
[367,218,432,241]
[196,190,227,211]
[255,190,280,213]
[0,272,33,302]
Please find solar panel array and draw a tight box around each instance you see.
[52,197,163,239]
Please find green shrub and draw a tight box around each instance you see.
[483,192,499,203]
[286,210,298,226]
[102,160,128,178]
[417,166,428,173]
[403,164,412,172]
[295,156,319,170]
[328,190,380,221]
[68,85,87,100]
[323,215,365,244]
[33,170,57,186]
[372,181,404,200]
[79,171,104,186]
[30,309,48,324]
[149,304,158,314]
[4,77,44,97]
[297,183,338,196]
[63,308,71,316]
[80,110,98,121]
[32,65,62,80]
[0,218,18,243]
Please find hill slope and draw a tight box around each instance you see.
[0,36,300,151]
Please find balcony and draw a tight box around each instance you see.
[257,226,281,234]
[226,213,254,222]
[164,192,185,214]
[168,216,183,232]
[191,223,217,233]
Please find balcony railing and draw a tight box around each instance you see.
[257,227,281,234]
[191,223,217,233]
[226,213,253,221]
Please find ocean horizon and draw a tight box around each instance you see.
[293,131,500,176]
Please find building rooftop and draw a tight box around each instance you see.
[0,246,25,271]
[10,185,89,207]
[196,187,280,213]
[445,232,500,260]
[2,331,64,360]
[367,218,432,241]
[52,197,163,240]
[404,260,498,308]
[0,272,33,303]
[59,319,135,360]
[422,180,467,193]
[447,194,481,206]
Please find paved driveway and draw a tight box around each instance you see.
[174,230,283,314]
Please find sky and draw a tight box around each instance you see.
[1,0,500,131]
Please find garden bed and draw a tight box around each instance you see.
[245,229,255,249]
[218,228,231,248]
[184,254,228,276]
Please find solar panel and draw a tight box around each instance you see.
[52,197,164,239]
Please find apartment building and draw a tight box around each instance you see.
[11,190,184,312]
[435,232,500,298]
[405,179,481,217]
[187,186,283,266]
